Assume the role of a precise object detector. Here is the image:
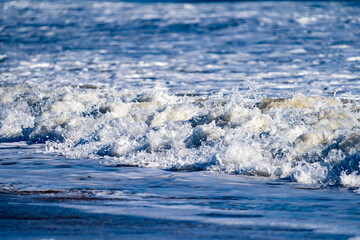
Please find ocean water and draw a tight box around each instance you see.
[1,0,360,239]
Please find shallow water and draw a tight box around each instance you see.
[1,0,360,239]
[1,142,360,239]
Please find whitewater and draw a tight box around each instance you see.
[2,84,360,189]
[1,0,360,239]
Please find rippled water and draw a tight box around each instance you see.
[1,0,360,95]
[1,0,360,239]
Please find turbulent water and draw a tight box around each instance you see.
[1,0,360,239]
[1,85,360,189]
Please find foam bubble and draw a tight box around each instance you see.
[341,172,360,188]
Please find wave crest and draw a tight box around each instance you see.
[1,84,360,189]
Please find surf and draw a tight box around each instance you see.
[1,84,359,190]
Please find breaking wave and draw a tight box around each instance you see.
[1,84,360,189]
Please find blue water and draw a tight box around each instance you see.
[1,0,360,96]
[1,0,360,239]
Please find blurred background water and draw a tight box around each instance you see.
[1,0,360,96]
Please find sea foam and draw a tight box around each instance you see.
[1,84,359,190]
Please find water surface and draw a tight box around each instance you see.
[1,1,360,239]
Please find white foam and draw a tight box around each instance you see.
[341,172,360,188]
[289,49,307,54]
[1,85,360,187]
[296,17,318,25]
[347,57,360,62]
